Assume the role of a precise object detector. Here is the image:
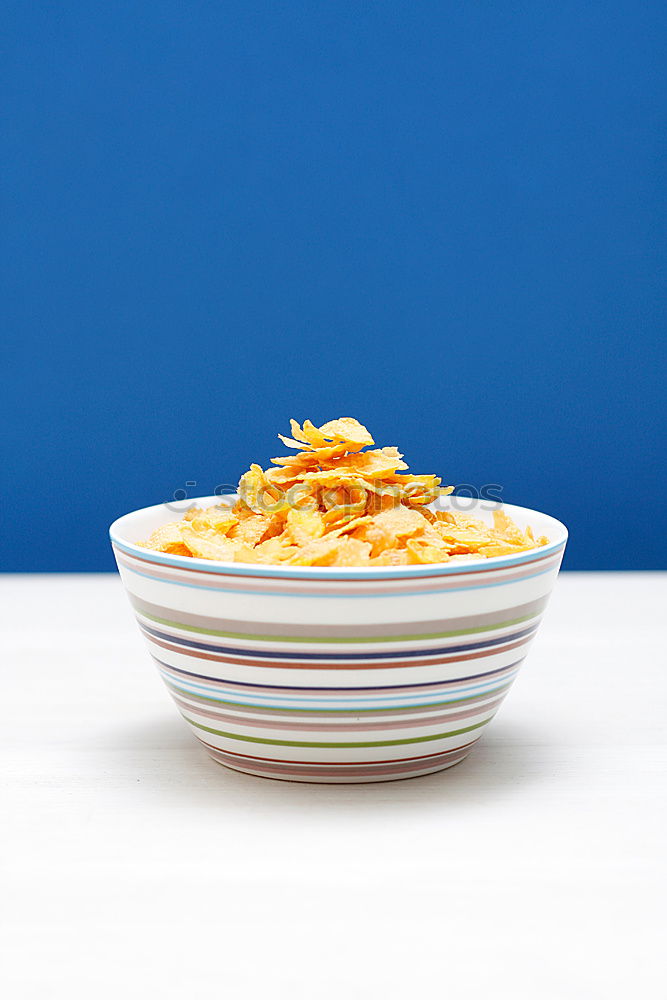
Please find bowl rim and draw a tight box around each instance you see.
[109,494,568,580]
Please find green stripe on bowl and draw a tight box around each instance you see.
[183,714,492,748]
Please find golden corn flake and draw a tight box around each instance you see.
[325,537,373,566]
[188,507,239,535]
[228,515,273,547]
[322,504,367,526]
[289,419,329,449]
[370,549,410,566]
[299,469,369,488]
[237,464,284,513]
[179,526,240,561]
[271,442,349,467]
[285,508,326,546]
[264,465,302,487]
[406,539,451,564]
[317,417,374,449]
[286,536,348,566]
[254,535,298,560]
[288,536,372,567]
[139,417,549,566]
[139,523,191,555]
[330,447,408,479]
[325,514,374,537]
[277,433,316,451]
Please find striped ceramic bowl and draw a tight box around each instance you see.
[110,496,567,783]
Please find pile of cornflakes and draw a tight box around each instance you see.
[140,418,548,566]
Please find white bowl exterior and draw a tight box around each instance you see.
[111,498,567,782]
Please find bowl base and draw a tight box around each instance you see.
[200,743,474,783]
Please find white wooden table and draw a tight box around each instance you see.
[2,573,665,999]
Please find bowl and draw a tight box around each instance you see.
[110,496,567,783]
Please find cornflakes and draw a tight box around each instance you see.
[139,417,549,565]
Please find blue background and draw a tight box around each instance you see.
[3,2,666,572]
